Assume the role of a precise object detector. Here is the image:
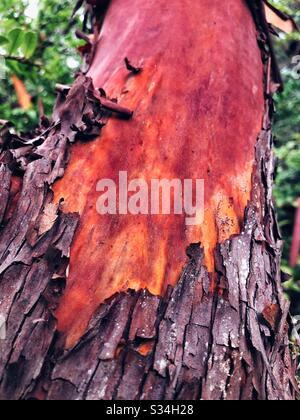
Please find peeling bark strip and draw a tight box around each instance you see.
[0,0,298,400]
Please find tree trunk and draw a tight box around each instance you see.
[0,0,298,400]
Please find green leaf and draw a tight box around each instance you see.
[0,35,8,46]
[22,31,38,59]
[7,28,24,55]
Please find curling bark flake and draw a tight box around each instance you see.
[0,0,298,400]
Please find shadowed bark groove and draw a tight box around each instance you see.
[0,0,298,400]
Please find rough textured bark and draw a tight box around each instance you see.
[0,0,298,400]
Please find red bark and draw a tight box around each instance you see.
[54,0,265,348]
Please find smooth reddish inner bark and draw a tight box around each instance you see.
[53,0,264,348]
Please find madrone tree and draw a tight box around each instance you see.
[0,0,298,400]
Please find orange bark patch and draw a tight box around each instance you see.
[53,0,264,348]
[4,176,22,224]
[136,341,155,357]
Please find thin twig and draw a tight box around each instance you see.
[75,29,92,44]
[55,83,71,93]
[2,55,42,68]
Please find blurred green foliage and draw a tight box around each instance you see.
[0,1,299,310]
[0,0,82,131]
[269,1,300,313]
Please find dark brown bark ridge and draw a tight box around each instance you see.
[0,0,298,400]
